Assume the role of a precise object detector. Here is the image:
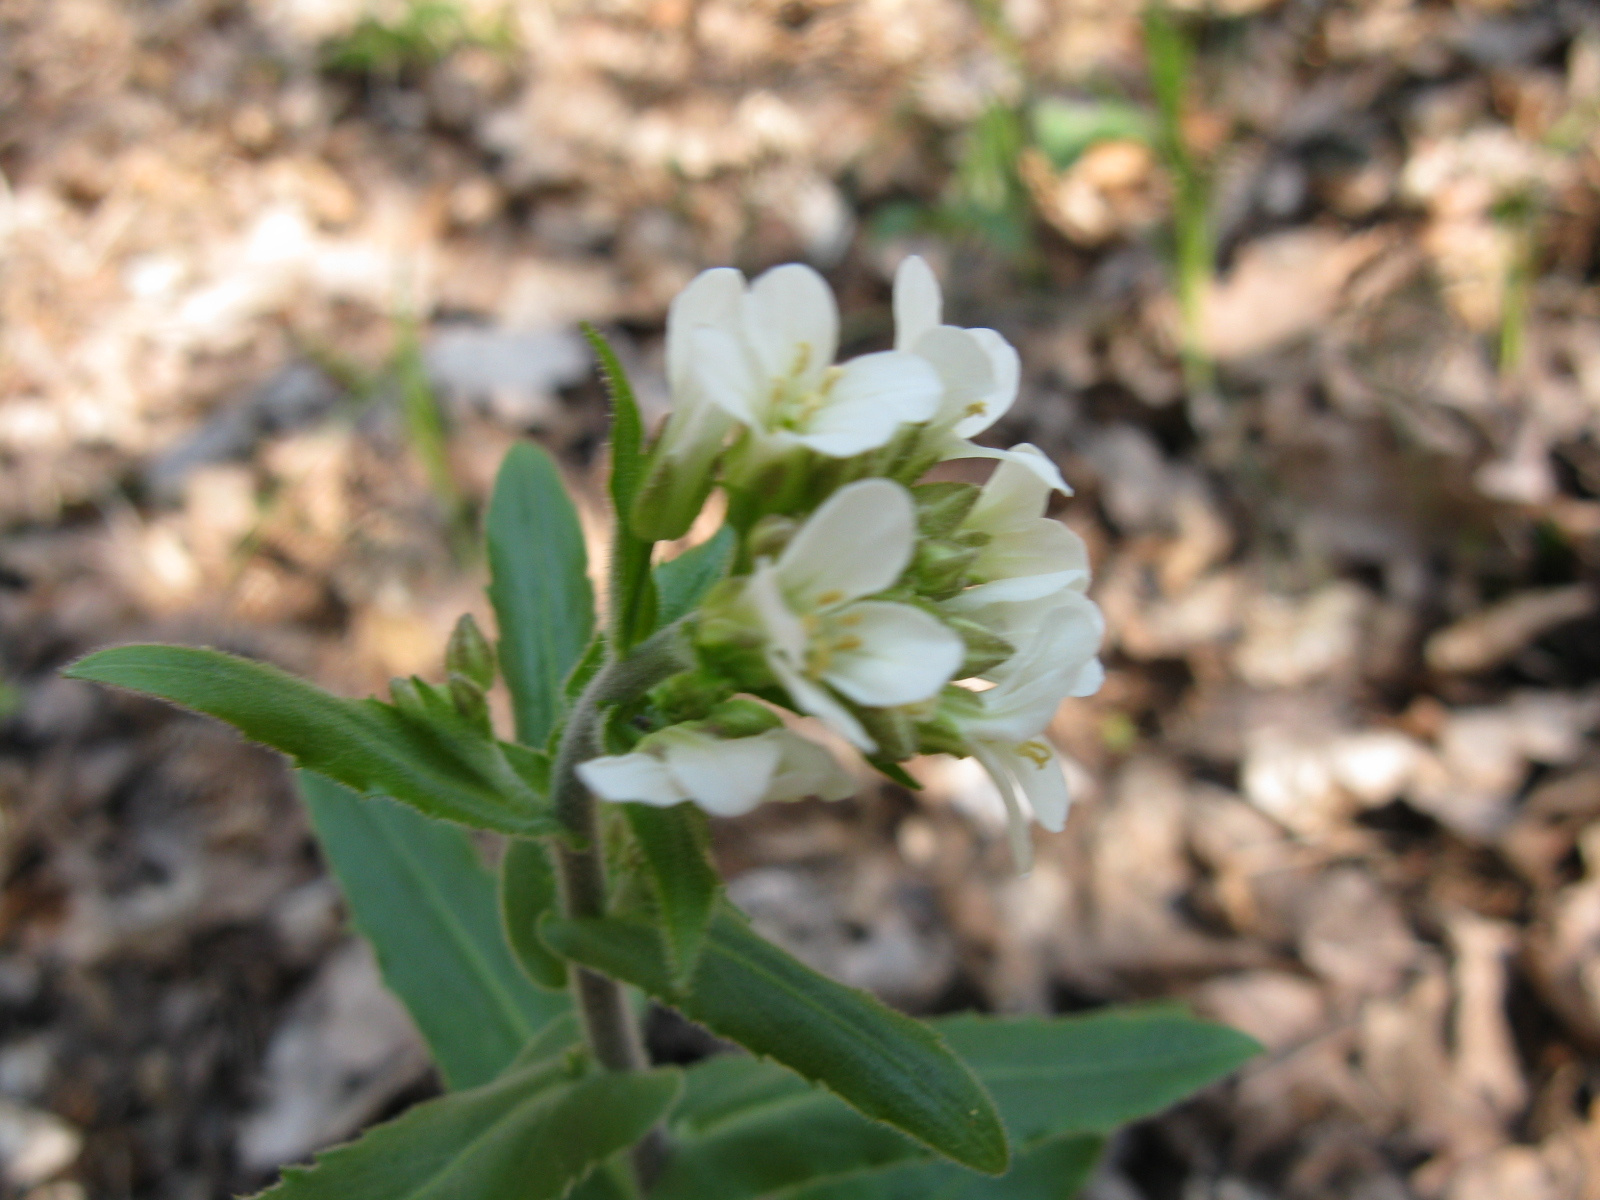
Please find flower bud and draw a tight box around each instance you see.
[447,671,491,729]
[912,482,981,537]
[699,697,783,739]
[691,580,773,685]
[856,705,921,762]
[388,676,428,720]
[909,539,981,600]
[649,667,738,725]
[446,613,496,690]
[942,615,1017,677]
[746,514,799,561]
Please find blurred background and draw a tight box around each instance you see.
[0,0,1598,1196]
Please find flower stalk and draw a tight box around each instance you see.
[547,623,692,1184]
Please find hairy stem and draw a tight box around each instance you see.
[548,622,690,1184]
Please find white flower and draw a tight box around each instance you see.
[959,445,1091,604]
[634,268,747,539]
[578,725,854,817]
[945,589,1105,870]
[687,264,943,461]
[893,256,1070,494]
[744,478,965,752]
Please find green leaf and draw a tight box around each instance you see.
[935,1008,1260,1144]
[779,1133,1103,1200]
[622,803,720,983]
[541,906,1008,1176]
[655,1007,1255,1200]
[654,526,735,628]
[256,1055,681,1200]
[297,772,569,1090]
[500,838,569,991]
[583,323,658,655]
[66,647,556,838]
[487,442,596,747]
[654,1058,918,1200]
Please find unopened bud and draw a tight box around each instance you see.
[746,514,799,561]
[911,539,980,599]
[446,613,496,689]
[857,705,920,762]
[911,482,980,537]
[389,676,428,720]
[943,616,1015,677]
[701,697,782,739]
[448,671,490,728]
[650,668,737,724]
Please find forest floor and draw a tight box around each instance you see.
[2,1,1600,1197]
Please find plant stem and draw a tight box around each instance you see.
[548,622,690,1186]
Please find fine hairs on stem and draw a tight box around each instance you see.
[547,622,693,1185]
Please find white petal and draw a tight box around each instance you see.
[969,743,1033,874]
[1069,656,1106,698]
[659,729,783,817]
[667,268,746,393]
[763,729,856,802]
[1006,741,1072,832]
[691,326,764,425]
[655,392,735,467]
[821,601,964,707]
[791,351,942,457]
[775,479,916,611]
[766,649,876,752]
[958,328,1020,436]
[746,561,808,663]
[911,326,996,429]
[970,455,1051,530]
[744,264,838,388]
[577,753,687,806]
[969,522,1091,599]
[943,440,1072,495]
[893,255,943,351]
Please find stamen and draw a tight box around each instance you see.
[1016,740,1052,767]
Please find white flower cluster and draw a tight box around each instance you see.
[577,259,1104,868]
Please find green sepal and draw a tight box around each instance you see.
[911,482,982,537]
[869,756,924,790]
[648,668,739,726]
[909,539,981,600]
[857,706,921,763]
[943,617,1016,678]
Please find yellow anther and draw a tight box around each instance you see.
[833,635,863,652]
[964,401,987,419]
[814,590,845,607]
[1016,740,1052,767]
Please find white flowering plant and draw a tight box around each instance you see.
[66,260,1256,1200]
